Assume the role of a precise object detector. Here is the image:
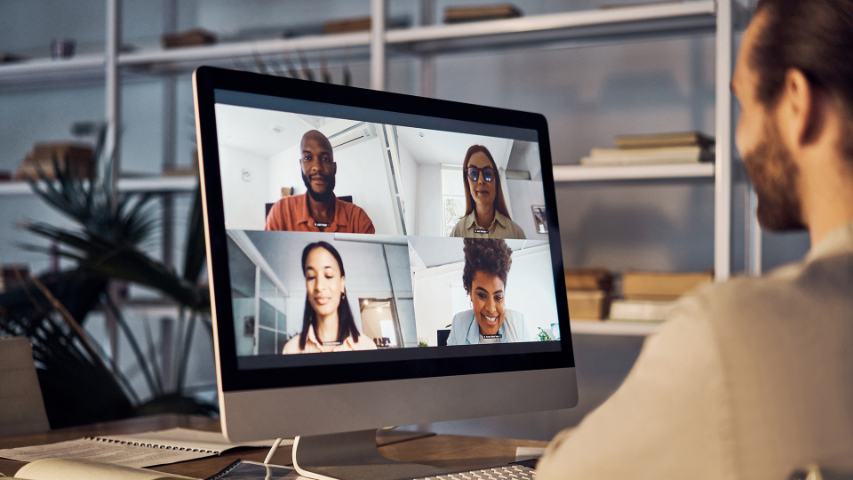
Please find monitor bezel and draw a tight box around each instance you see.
[193,66,575,393]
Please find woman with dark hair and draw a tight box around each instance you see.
[446,239,530,345]
[450,145,526,239]
[282,241,376,354]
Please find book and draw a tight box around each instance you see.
[567,289,609,320]
[0,52,26,63]
[0,428,283,469]
[14,458,194,480]
[324,16,373,33]
[564,268,613,291]
[161,29,217,49]
[162,164,198,177]
[621,271,713,300]
[444,4,522,23]
[580,145,713,166]
[609,299,675,322]
[15,142,94,180]
[614,131,714,149]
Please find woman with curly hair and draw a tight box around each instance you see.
[450,145,526,239]
[283,241,376,354]
[446,238,530,345]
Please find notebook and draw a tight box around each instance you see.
[0,428,286,468]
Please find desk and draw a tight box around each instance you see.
[0,415,547,478]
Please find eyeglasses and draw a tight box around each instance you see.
[466,166,496,183]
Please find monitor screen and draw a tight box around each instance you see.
[194,66,574,398]
[211,89,564,372]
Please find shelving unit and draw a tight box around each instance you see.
[0,54,105,89]
[120,32,371,72]
[553,163,714,182]
[388,1,717,52]
[0,176,197,196]
[0,0,753,336]
[571,320,661,337]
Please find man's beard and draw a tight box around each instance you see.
[302,172,335,203]
[742,120,805,231]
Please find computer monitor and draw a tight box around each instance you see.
[193,66,577,479]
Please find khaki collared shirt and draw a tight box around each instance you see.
[265,193,375,233]
[449,210,526,239]
[282,324,377,354]
[537,221,853,480]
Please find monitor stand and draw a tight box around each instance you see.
[292,429,463,480]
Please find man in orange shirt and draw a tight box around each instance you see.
[265,130,375,233]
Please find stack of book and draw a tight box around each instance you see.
[322,16,410,34]
[444,4,522,23]
[565,268,613,321]
[161,28,217,49]
[609,271,713,322]
[15,142,94,180]
[580,131,714,167]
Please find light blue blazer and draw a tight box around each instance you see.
[446,309,530,345]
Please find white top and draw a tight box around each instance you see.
[537,222,853,479]
[282,324,376,354]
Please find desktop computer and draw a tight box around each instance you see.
[193,66,577,480]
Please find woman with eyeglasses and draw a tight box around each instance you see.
[450,145,526,239]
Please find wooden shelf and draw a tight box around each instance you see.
[553,163,714,182]
[0,176,197,196]
[119,32,369,73]
[388,1,716,53]
[118,176,197,193]
[571,320,662,336]
[0,53,104,89]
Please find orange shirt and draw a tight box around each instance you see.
[264,193,375,234]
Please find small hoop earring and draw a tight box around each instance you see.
[342,292,346,300]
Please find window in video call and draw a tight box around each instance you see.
[213,90,563,369]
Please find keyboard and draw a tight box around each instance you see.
[414,464,535,480]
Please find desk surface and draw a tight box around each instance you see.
[0,415,547,478]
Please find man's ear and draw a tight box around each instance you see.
[332,162,337,175]
[780,68,824,147]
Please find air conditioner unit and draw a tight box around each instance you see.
[329,123,375,149]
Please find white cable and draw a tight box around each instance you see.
[263,437,284,465]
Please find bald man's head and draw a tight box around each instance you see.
[301,130,333,155]
[299,130,337,202]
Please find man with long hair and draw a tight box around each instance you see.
[538,1,853,477]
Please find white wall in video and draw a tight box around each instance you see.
[409,237,560,347]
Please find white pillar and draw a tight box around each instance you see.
[714,0,734,281]
[370,0,387,91]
